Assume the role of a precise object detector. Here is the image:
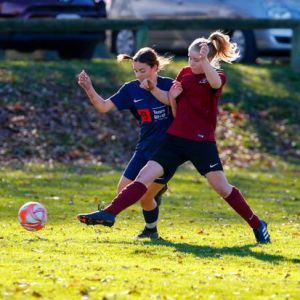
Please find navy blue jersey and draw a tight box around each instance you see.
[110,76,173,158]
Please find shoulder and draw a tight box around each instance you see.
[176,66,193,81]
[181,66,193,75]
[122,79,140,89]
[157,76,174,89]
[111,80,139,100]
[158,76,173,83]
[116,80,140,94]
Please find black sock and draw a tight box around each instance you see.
[143,206,159,232]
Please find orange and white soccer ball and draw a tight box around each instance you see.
[18,202,48,231]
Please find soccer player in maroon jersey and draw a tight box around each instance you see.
[77,31,270,244]
[78,47,174,239]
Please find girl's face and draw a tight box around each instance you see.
[133,61,157,82]
[188,49,204,74]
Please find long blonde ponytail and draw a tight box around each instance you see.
[188,31,240,68]
[209,31,240,64]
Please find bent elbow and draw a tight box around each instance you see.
[94,104,109,113]
[101,106,109,113]
[101,106,111,113]
[98,101,113,113]
[211,80,222,89]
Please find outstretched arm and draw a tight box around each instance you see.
[78,70,116,113]
[140,79,170,105]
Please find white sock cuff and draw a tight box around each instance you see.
[145,221,158,229]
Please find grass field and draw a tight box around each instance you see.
[0,162,299,300]
[1,57,300,299]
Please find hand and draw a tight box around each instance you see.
[199,43,209,60]
[140,79,156,91]
[78,70,92,91]
[169,81,183,99]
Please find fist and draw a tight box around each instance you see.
[78,70,92,91]
[140,79,155,91]
[169,81,183,98]
[199,43,209,59]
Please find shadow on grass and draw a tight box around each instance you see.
[94,238,300,264]
[142,239,300,264]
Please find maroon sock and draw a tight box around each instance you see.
[105,181,147,215]
[224,187,260,229]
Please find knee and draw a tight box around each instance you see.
[140,195,156,210]
[140,195,151,205]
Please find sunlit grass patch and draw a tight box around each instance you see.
[0,163,299,299]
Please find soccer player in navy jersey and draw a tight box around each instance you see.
[78,47,174,239]
[77,32,270,244]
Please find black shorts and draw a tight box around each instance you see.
[124,151,171,184]
[151,134,223,182]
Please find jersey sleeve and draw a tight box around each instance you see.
[109,83,133,110]
[218,71,227,87]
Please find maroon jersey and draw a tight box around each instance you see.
[167,67,226,141]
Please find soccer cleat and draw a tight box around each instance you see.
[253,220,271,244]
[77,210,115,227]
[135,228,160,240]
[154,184,168,206]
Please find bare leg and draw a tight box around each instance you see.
[135,160,164,187]
[117,175,132,193]
[140,182,165,210]
[205,171,232,198]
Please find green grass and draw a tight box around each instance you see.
[0,163,299,299]
[0,58,299,299]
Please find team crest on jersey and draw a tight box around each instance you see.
[137,106,169,123]
[153,106,169,121]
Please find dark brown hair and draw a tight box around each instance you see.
[117,47,172,71]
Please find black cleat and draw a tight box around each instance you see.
[77,210,115,227]
[135,228,160,240]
